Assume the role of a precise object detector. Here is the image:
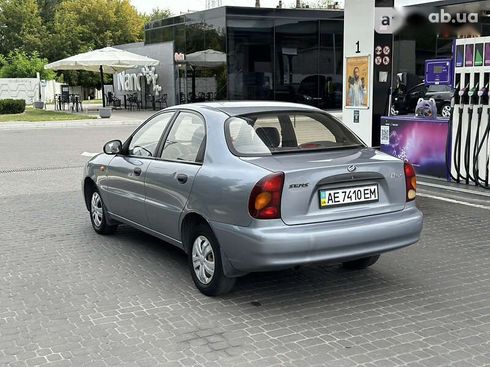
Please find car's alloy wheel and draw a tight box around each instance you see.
[441,104,451,118]
[89,189,117,235]
[188,224,235,296]
[91,192,104,228]
[192,235,215,285]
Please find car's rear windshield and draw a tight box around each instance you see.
[225,111,364,156]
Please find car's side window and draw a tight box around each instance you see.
[161,112,206,163]
[128,112,173,157]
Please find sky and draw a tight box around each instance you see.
[130,0,293,15]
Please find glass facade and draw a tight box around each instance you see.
[145,7,344,108]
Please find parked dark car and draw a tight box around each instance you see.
[391,83,453,118]
[296,75,342,109]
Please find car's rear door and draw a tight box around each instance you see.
[145,111,206,242]
[103,112,174,226]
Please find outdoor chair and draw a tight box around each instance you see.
[127,94,141,111]
[155,94,168,109]
[107,93,122,109]
[59,94,70,111]
[70,94,82,113]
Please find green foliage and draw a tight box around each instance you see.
[0,0,46,56]
[143,7,171,23]
[44,0,147,87]
[0,50,56,79]
[0,0,159,88]
[0,99,26,114]
[46,0,145,61]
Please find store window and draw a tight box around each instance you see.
[227,17,274,100]
[273,20,319,105]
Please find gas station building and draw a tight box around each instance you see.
[113,0,490,188]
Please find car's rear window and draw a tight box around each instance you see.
[225,111,364,156]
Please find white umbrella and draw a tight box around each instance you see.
[185,49,226,68]
[45,47,160,107]
[183,49,226,102]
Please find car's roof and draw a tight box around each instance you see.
[166,101,321,117]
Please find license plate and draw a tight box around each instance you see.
[319,184,379,208]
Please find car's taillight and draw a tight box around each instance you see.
[249,172,284,219]
[404,162,417,202]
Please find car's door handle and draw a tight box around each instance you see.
[176,173,188,184]
[133,167,142,176]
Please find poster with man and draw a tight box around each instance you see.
[345,56,369,108]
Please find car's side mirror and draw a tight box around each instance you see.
[103,140,122,155]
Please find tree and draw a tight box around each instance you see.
[46,0,145,87]
[36,0,62,25]
[47,0,145,60]
[0,0,46,56]
[0,50,56,79]
[144,7,171,23]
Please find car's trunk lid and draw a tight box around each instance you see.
[241,148,406,225]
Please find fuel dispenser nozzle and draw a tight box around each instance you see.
[477,84,489,105]
[469,83,479,106]
[453,83,460,106]
[458,84,469,105]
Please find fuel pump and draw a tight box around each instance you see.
[473,70,490,188]
[449,37,490,189]
[464,79,479,184]
[446,82,460,182]
[451,78,469,183]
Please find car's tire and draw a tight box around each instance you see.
[188,223,235,296]
[89,189,117,235]
[342,255,380,270]
[441,103,451,118]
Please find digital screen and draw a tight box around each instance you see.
[486,43,490,67]
[456,45,464,67]
[475,43,483,67]
[433,66,443,73]
[465,44,474,67]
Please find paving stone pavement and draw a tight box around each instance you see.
[0,125,489,367]
[1,182,490,367]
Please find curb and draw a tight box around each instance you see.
[0,120,141,130]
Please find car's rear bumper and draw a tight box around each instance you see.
[210,203,423,276]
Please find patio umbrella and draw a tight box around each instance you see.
[184,49,226,101]
[185,49,226,68]
[45,47,160,107]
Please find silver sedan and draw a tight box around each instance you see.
[82,102,423,296]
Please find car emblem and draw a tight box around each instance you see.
[347,165,357,172]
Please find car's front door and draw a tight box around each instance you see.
[102,112,174,226]
[145,111,206,242]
